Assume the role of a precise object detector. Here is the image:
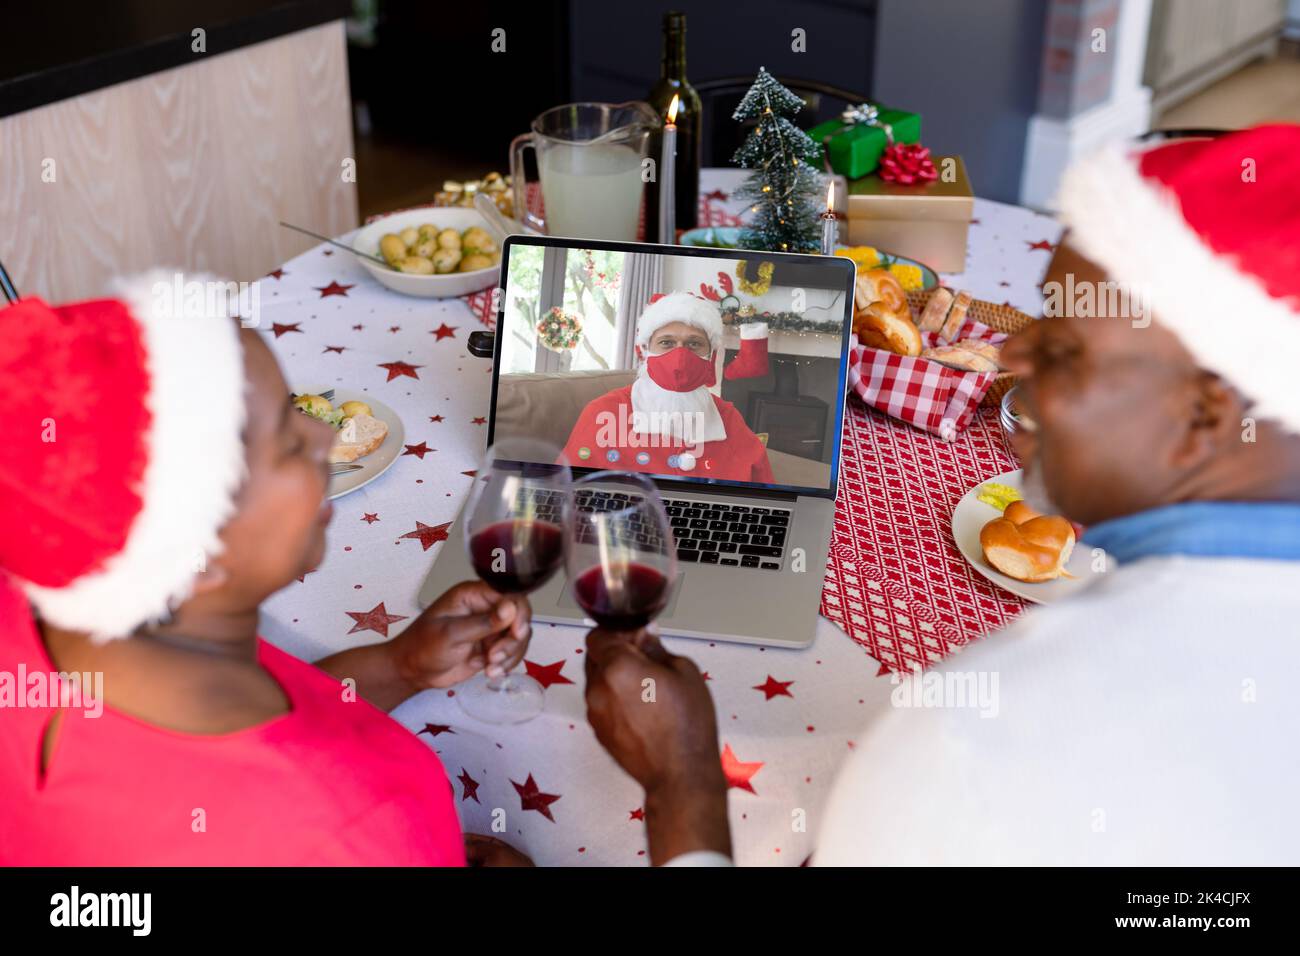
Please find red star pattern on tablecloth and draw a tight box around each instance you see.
[378,361,423,381]
[398,521,451,551]
[269,322,301,339]
[361,512,380,524]
[431,323,457,341]
[628,808,645,822]
[323,345,346,354]
[524,659,574,689]
[458,769,480,804]
[471,417,486,425]
[345,602,408,637]
[417,723,455,737]
[720,743,763,794]
[266,268,285,280]
[753,675,795,700]
[429,414,445,423]
[512,774,561,822]
[1026,239,1055,252]
[315,280,353,297]
[402,441,433,459]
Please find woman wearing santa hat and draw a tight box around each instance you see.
[560,292,775,483]
[0,274,532,865]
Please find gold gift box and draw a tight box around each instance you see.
[845,155,972,273]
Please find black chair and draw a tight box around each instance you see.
[695,76,872,169]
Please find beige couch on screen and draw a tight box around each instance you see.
[495,371,830,488]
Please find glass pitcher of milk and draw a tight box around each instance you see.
[510,102,659,241]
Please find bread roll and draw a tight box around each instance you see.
[918,286,954,332]
[854,302,923,357]
[329,412,389,463]
[980,506,1075,583]
[856,268,909,316]
[921,344,999,373]
[940,290,973,342]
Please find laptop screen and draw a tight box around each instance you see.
[488,236,856,498]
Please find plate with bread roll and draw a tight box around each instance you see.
[951,469,1110,604]
[291,386,405,499]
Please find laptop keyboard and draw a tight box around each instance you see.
[513,489,790,571]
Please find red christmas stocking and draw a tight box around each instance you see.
[723,321,770,380]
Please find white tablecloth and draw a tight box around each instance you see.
[258,170,1062,866]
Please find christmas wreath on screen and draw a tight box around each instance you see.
[537,307,583,351]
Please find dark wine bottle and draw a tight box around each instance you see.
[645,11,702,238]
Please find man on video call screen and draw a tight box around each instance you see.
[495,245,846,490]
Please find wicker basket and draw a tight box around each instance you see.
[905,288,1034,409]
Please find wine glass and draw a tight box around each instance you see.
[457,437,570,724]
[566,471,677,636]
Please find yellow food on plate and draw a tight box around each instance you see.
[432,249,462,274]
[376,221,501,276]
[398,256,435,275]
[977,482,1023,512]
[379,233,406,266]
[292,394,332,416]
[888,262,924,291]
[836,246,881,268]
[339,400,371,419]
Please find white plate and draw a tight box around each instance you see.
[352,208,501,298]
[295,387,405,500]
[951,468,1108,604]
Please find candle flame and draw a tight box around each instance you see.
[826,180,835,210]
[667,94,680,125]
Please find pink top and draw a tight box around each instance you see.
[0,581,465,866]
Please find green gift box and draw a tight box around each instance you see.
[808,106,922,179]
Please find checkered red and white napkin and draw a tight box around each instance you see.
[847,316,1007,440]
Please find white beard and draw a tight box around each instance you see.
[629,363,728,446]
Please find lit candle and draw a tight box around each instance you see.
[659,94,679,245]
[820,180,838,255]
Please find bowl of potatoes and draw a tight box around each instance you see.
[352,208,502,298]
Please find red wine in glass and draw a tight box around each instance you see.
[469,519,565,593]
[573,561,670,631]
[457,437,571,724]
[566,471,676,636]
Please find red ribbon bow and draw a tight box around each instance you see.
[878,143,938,185]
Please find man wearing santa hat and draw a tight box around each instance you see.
[579,124,1300,865]
[561,292,774,484]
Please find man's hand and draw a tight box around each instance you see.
[394,581,532,690]
[584,627,731,864]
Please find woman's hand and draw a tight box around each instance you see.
[393,581,532,690]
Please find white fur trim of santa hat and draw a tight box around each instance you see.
[1057,145,1300,436]
[22,271,249,641]
[635,292,724,353]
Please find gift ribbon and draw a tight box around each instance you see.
[821,103,895,175]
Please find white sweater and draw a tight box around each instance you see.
[814,555,1300,865]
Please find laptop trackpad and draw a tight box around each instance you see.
[554,572,687,622]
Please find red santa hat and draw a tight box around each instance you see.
[1056,123,1300,435]
[635,292,724,355]
[0,272,248,640]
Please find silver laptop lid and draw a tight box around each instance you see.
[487,237,855,500]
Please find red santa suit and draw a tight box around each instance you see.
[561,292,775,484]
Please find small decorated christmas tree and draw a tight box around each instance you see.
[731,68,826,253]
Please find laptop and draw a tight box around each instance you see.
[418,235,855,648]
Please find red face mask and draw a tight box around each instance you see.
[645,346,716,392]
